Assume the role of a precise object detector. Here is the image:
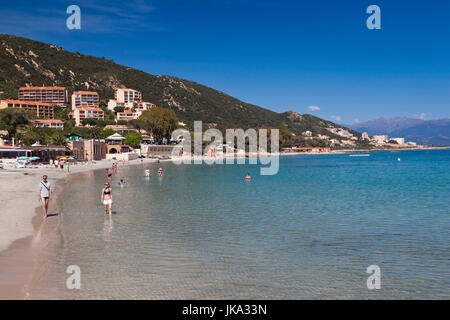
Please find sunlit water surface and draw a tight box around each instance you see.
[32,150,450,299]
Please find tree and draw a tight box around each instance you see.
[114,106,125,113]
[102,128,117,139]
[124,131,142,148]
[86,127,103,139]
[0,108,29,140]
[138,107,178,142]
[50,131,67,146]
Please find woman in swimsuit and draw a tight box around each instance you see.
[106,168,112,181]
[101,182,113,215]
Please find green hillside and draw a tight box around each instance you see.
[0,34,364,146]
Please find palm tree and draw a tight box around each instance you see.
[0,108,29,143]
[51,132,68,146]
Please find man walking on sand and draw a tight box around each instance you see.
[38,175,52,219]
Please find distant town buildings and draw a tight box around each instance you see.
[0,99,54,119]
[71,91,99,110]
[362,132,369,140]
[18,86,67,106]
[390,137,405,145]
[372,135,388,143]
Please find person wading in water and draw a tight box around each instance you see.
[101,182,113,215]
[38,175,52,219]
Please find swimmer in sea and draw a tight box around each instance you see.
[157,168,164,177]
[245,173,251,181]
[145,168,150,177]
[106,168,112,181]
[101,182,113,215]
[118,178,126,187]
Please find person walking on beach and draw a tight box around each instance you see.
[101,182,113,215]
[38,175,52,219]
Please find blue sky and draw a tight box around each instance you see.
[1,0,449,123]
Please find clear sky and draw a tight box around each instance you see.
[1,0,449,123]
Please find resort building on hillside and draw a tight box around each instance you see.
[18,87,67,105]
[104,125,138,135]
[31,119,64,130]
[116,109,140,121]
[114,88,142,104]
[0,100,54,119]
[74,107,104,126]
[71,91,99,110]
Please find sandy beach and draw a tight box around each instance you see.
[0,158,160,299]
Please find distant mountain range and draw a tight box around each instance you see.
[350,117,450,146]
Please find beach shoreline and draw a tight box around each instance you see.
[0,158,161,299]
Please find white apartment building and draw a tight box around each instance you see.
[390,138,405,145]
[115,88,142,104]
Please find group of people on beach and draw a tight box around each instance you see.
[145,167,164,177]
[49,158,70,172]
[39,163,249,219]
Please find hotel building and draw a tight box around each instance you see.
[18,87,68,105]
[372,135,388,143]
[74,107,105,126]
[31,119,64,130]
[71,91,99,110]
[116,109,139,121]
[0,100,54,119]
[115,88,142,104]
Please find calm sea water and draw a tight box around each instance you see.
[32,150,450,299]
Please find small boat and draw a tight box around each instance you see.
[349,154,370,157]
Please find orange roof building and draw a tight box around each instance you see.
[0,100,54,119]
[71,91,99,110]
[74,106,104,126]
[18,86,68,105]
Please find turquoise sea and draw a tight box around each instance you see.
[32,150,450,299]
